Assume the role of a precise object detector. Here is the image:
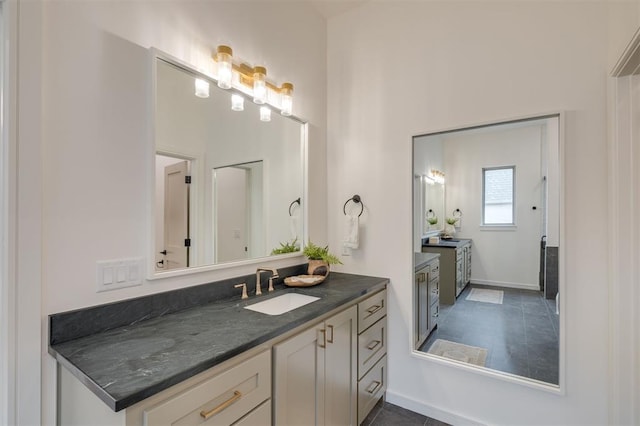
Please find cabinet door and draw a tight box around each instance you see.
[325,306,357,426]
[273,323,325,426]
[417,278,429,345]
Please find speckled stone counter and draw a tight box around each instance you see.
[421,237,472,249]
[49,270,388,412]
[415,252,440,272]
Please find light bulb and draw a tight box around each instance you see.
[280,82,293,116]
[194,78,209,98]
[260,106,271,122]
[253,66,267,104]
[231,94,244,111]
[216,45,233,89]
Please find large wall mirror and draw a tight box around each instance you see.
[151,50,306,277]
[412,114,562,388]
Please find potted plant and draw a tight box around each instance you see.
[270,238,300,255]
[303,241,342,277]
[427,216,438,230]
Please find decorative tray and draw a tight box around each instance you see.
[284,274,327,287]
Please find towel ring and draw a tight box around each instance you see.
[343,194,364,217]
[427,209,436,218]
[452,208,462,218]
[289,198,301,216]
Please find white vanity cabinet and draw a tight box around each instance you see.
[272,289,388,426]
[415,257,439,348]
[273,305,357,426]
[57,286,388,426]
[59,349,272,426]
[422,239,471,304]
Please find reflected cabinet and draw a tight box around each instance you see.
[422,239,471,305]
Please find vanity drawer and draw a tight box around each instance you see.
[358,290,386,333]
[428,278,439,306]
[430,262,440,280]
[143,350,271,426]
[358,317,386,379]
[358,355,387,424]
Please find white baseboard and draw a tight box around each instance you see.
[470,279,539,292]
[386,389,487,426]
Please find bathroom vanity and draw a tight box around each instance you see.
[414,252,440,348]
[49,269,388,425]
[422,239,471,305]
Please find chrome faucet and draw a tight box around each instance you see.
[256,267,279,295]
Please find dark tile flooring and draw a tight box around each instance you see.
[419,284,559,384]
[362,401,450,426]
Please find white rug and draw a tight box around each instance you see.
[427,339,488,367]
[466,288,504,304]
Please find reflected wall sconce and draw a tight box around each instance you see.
[260,106,271,122]
[231,94,244,111]
[429,169,445,184]
[194,78,210,98]
[213,45,294,116]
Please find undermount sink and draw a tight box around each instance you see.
[244,293,320,316]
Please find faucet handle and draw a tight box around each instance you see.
[268,277,276,292]
[234,283,248,299]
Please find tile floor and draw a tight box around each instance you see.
[419,284,559,384]
[361,401,450,426]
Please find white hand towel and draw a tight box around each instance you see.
[343,214,359,249]
[289,215,299,240]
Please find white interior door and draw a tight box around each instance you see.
[164,160,190,269]
[214,167,248,263]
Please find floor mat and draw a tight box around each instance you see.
[466,287,504,304]
[427,339,488,367]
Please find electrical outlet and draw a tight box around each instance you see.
[96,258,144,292]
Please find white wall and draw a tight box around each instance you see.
[327,2,634,425]
[443,123,545,289]
[31,2,327,424]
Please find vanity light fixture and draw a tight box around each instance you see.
[212,45,295,115]
[231,94,244,111]
[280,82,293,116]
[260,106,271,122]
[252,66,267,104]
[430,169,445,184]
[194,78,210,98]
[215,45,233,89]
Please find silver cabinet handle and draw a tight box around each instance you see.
[366,380,381,394]
[366,304,382,315]
[366,340,381,351]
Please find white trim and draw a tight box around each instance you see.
[386,389,487,426]
[478,225,517,231]
[470,279,539,292]
[0,1,17,424]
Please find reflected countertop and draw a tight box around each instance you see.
[415,252,440,272]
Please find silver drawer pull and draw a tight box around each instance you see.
[366,380,381,394]
[366,340,381,351]
[366,304,382,315]
[200,390,242,419]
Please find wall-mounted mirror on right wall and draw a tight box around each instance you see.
[412,114,562,388]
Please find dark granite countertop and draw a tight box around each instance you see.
[415,252,440,272]
[422,237,472,249]
[49,272,388,412]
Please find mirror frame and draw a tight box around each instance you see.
[411,112,565,393]
[147,48,309,279]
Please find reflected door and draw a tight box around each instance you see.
[214,167,249,262]
[164,160,190,269]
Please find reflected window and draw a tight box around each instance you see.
[483,166,515,225]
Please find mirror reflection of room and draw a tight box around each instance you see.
[153,57,304,273]
[413,115,560,385]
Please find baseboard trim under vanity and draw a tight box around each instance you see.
[470,279,539,292]
[385,390,487,426]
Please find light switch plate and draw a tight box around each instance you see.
[96,258,144,292]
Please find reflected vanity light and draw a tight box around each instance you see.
[260,106,271,122]
[423,175,435,185]
[212,44,294,115]
[194,78,210,98]
[231,94,244,111]
[429,169,445,184]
